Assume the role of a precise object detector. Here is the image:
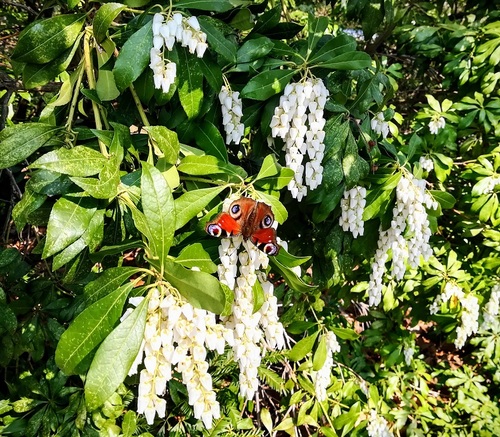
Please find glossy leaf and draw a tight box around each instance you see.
[312,335,327,371]
[313,51,372,70]
[198,16,237,64]
[12,190,46,230]
[12,14,85,64]
[113,20,152,91]
[193,121,228,163]
[85,296,147,410]
[55,282,134,375]
[141,162,175,266]
[0,123,61,169]
[177,48,204,119]
[174,186,226,230]
[84,267,141,304]
[70,158,120,199]
[241,70,296,101]
[308,34,357,65]
[175,243,217,273]
[254,154,280,181]
[307,15,328,57]
[30,146,107,176]
[177,155,247,180]
[237,37,274,63]
[93,3,127,43]
[288,331,320,361]
[173,0,236,12]
[145,126,180,164]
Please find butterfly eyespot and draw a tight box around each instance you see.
[207,224,222,237]
[230,203,241,218]
[263,243,279,256]
[261,214,273,228]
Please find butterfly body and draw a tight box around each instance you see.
[206,197,279,256]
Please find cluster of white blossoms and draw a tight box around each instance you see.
[150,13,208,91]
[219,86,244,145]
[428,115,446,135]
[126,285,233,428]
[270,78,329,201]
[366,410,394,437]
[368,173,437,306]
[419,156,434,172]
[339,186,367,238]
[371,112,390,139]
[403,346,414,366]
[311,331,341,401]
[481,283,500,331]
[429,282,479,349]
[475,174,500,195]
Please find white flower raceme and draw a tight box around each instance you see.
[403,346,414,366]
[270,78,329,201]
[127,285,233,428]
[428,115,446,134]
[339,186,367,238]
[311,331,341,401]
[371,112,390,139]
[367,410,394,437]
[481,283,500,331]
[430,282,479,349]
[150,13,208,91]
[368,173,437,306]
[419,156,434,172]
[219,86,244,145]
[474,174,500,195]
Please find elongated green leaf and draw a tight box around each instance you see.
[288,331,320,361]
[308,34,356,65]
[93,3,127,43]
[175,243,217,273]
[193,120,228,162]
[343,133,370,187]
[174,186,226,230]
[144,126,180,164]
[254,154,280,181]
[164,260,226,314]
[174,0,236,12]
[250,5,281,36]
[198,16,237,64]
[312,335,327,371]
[85,296,148,410]
[198,56,223,91]
[30,146,107,176]
[70,159,120,199]
[85,267,141,304]
[313,52,372,70]
[237,37,274,63]
[252,279,265,313]
[55,282,134,375]
[52,236,87,271]
[177,155,247,179]
[177,48,203,119]
[12,14,85,64]
[270,256,317,293]
[429,190,456,210]
[43,197,98,258]
[363,174,401,221]
[0,123,60,169]
[307,14,328,57]
[255,168,295,190]
[113,21,152,91]
[12,189,46,230]
[241,70,296,101]
[141,162,175,265]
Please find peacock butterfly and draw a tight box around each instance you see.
[205,197,279,256]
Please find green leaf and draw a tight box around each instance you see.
[177,155,247,180]
[93,3,127,43]
[312,335,327,371]
[0,123,61,169]
[308,34,357,65]
[173,0,237,12]
[363,174,400,221]
[164,260,227,314]
[251,5,281,35]
[175,243,217,273]
[313,52,372,70]
[270,256,317,293]
[241,69,296,101]
[254,192,287,224]
[252,279,265,313]
[85,296,148,410]
[307,15,328,57]
[289,331,320,361]
[113,20,153,92]
[237,37,274,63]
[96,69,120,101]
[198,16,237,64]
[141,162,175,266]
[11,14,85,64]
[193,120,228,162]
[255,168,295,190]
[177,49,204,119]
[429,190,456,210]
[30,146,107,176]
[55,282,134,375]
[198,56,223,91]
[174,186,226,230]
[84,267,141,304]
[254,154,280,181]
[70,158,120,199]
[343,133,370,187]
[43,197,98,258]
[12,189,46,230]
[144,126,180,164]
[275,247,310,268]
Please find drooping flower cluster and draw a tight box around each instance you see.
[419,156,434,172]
[403,346,414,366]
[127,285,233,428]
[150,13,207,91]
[368,173,437,306]
[428,115,446,134]
[371,112,390,139]
[270,78,329,201]
[474,174,500,195]
[429,282,479,349]
[311,331,341,401]
[219,86,244,145]
[366,410,394,437]
[481,283,500,331]
[339,186,367,238]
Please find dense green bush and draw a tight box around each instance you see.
[0,0,499,436]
